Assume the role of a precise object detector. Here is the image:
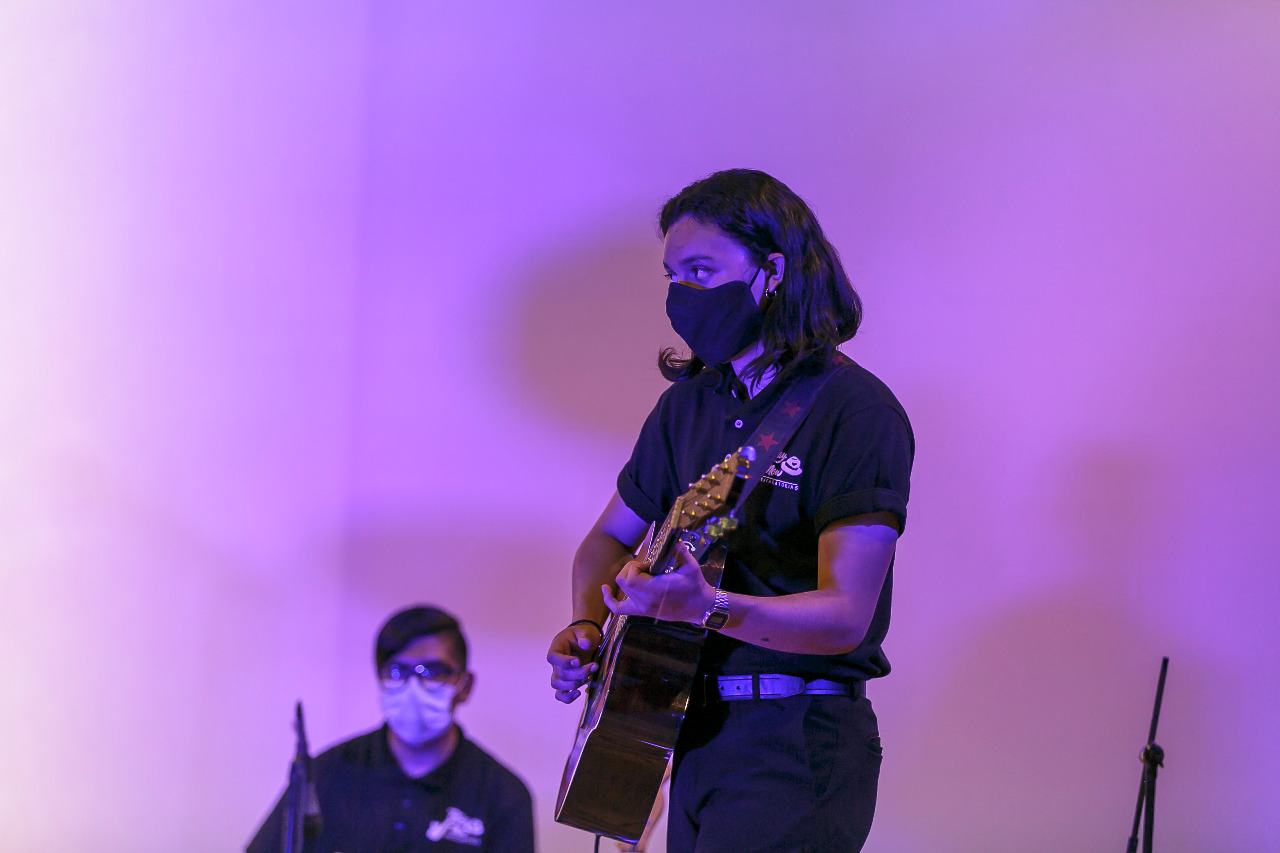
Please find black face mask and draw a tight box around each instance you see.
[665,270,763,366]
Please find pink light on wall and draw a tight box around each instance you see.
[2,2,1277,851]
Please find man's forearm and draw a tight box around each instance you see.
[571,528,635,626]
[717,588,873,656]
[717,521,897,656]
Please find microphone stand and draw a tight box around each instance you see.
[283,702,312,853]
[1125,657,1169,853]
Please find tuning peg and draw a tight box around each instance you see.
[720,517,739,531]
[705,523,724,537]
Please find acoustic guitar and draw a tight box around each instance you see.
[555,448,754,844]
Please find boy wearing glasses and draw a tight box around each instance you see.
[248,605,535,853]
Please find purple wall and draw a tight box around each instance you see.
[2,3,1277,851]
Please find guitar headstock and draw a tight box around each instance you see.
[673,446,755,533]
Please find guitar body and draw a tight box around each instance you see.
[554,615,705,843]
[556,449,753,844]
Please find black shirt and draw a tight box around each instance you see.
[246,726,534,853]
[617,356,914,682]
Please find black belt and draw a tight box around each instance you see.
[699,674,865,703]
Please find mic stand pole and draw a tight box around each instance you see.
[1125,657,1169,853]
[284,702,310,853]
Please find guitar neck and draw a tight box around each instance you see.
[638,448,750,576]
[642,516,685,575]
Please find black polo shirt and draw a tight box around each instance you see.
[617,355,913,682]
[246,725,534,853]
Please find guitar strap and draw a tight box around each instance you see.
[684,356,852,584]
[731,356,851,513]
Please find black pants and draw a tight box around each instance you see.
[668,694,881,853]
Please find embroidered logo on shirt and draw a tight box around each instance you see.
[762,453,803,490]
[427,807,485,846]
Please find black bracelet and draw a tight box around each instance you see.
[568,618,602,633]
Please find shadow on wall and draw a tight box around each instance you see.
[887,444,1205,852]
[499,231,683,439]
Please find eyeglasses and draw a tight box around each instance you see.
[379,661,460,692]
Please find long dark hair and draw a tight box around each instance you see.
[657,168,862,384]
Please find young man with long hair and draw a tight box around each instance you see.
[548,169,913,852]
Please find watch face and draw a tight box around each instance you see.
[705,611,728,630]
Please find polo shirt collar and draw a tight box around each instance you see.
[711,365,748,399]
[373,723,469,793]
[712,364,791,419]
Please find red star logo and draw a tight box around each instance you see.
[756,432,778,451]
[782,401,803,417]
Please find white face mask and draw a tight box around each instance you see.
[380,679,456,746]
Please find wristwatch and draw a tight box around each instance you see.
[700,589,730,631]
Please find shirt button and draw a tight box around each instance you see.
[734,419,744,429]
[394,821,405,831]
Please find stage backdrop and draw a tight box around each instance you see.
[2,2,1277,851]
